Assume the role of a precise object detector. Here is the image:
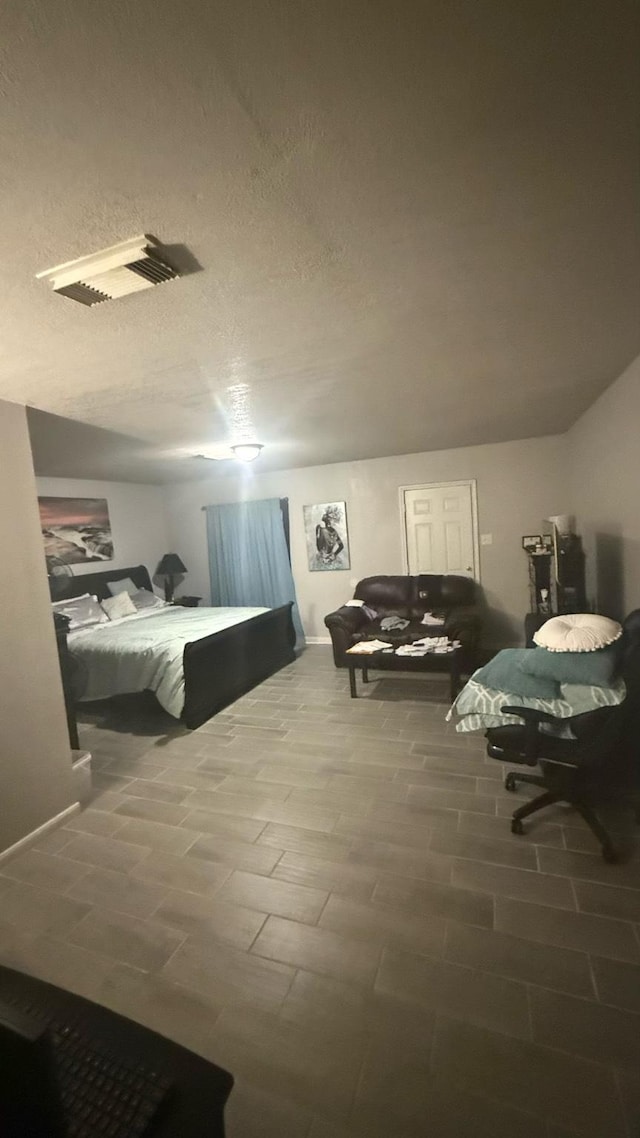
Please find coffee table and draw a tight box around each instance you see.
[347,645,462,702]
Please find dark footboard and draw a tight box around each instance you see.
[181,604,296,729]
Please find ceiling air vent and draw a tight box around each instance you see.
[36,235,180,306]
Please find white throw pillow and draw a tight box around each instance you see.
[107,577,138,597]
[52,592,91,605]
[101,592,137,621]
[52,595,107,629]
[129,588,165,611]
[533,613,623,653]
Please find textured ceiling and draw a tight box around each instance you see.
[2,0,638,482]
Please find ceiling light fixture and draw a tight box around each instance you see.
[231,443,263,462]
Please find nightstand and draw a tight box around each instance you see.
[173,596,202,607]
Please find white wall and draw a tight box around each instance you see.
[568,352,640,620]
[36,476,169,586]
[164,434,567,647]
[0,401,75,854]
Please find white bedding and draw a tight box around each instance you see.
[68,605,269,718]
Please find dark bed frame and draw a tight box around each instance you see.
[66,565,297,729]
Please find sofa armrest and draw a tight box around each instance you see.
[443,604,482,668]
[324,605,369,668]
[444,604,481,636]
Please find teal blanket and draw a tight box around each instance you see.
[446,674,626,737]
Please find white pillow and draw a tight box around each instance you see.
[52,595,107,629]
[130,588,165,611]
[533,613,623,653]
[101,592,137,621]
[107,577,138,597]
[52,592,91,607]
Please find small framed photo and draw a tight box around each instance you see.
[522,534,542,553]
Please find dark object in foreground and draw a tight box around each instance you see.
[485,610,640,862]
[0,965,233,1137]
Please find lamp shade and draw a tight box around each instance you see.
[156,553,187,575]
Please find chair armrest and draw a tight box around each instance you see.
[324,606,369,667]
[500,705,561,761]
[501,705,558,725]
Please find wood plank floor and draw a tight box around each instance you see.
[1,646,639,1137]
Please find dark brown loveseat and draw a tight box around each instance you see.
[324,574,482,674]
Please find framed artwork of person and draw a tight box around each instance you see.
[303,501,350,571]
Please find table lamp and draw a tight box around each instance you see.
[156,553,187,603]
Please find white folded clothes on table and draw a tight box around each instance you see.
[421,612,446,626]
[411,636,450,649]
[346,639,393,654]
[395,644,430,657]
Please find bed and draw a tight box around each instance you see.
[61,565,296,729]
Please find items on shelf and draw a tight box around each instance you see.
[522,519,587,616]
[525,546,553,615]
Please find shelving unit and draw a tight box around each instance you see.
[526,551,554,615]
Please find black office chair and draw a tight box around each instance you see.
[485,611,640,862]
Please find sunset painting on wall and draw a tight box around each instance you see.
[38,496,114,568]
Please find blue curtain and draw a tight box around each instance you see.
[206,498,304,645]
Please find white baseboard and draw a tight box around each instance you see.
[304,636,332,645]
[0,801,80,865]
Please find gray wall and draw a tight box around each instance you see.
[36,476,169,585]
[165,434,567,647]
[0,401,74,854]
[568,352,640,620]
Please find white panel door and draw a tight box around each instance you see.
[403,482,477,577]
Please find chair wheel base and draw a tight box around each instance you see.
[505,773,518,792]
[511,818,524,835]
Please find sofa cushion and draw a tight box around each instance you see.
[359,618,440,645]
[439,575,476,606]
[410,574,475,616]
[410,574,442,616]
[413,574,444,608]
[354,576,412,617]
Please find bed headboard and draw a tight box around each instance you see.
[66,564,153,601]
